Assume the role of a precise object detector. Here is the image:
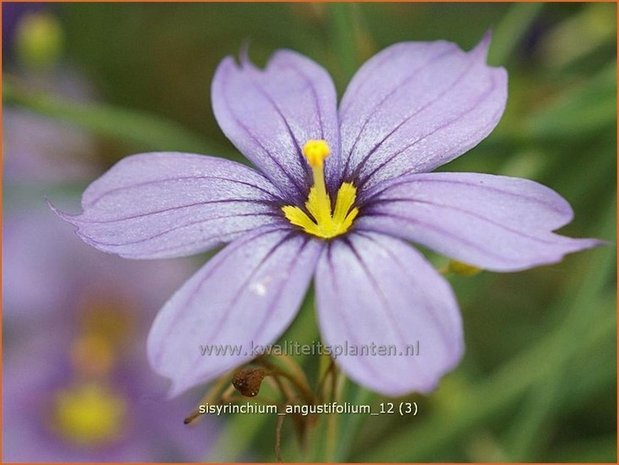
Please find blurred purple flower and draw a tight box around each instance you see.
[57,35,599,397]
[4,107,99,184]
[3,207,216,461]
[4,63,100,184]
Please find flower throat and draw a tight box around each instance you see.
[282,140,358,239]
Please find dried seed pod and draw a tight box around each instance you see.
[232,367,266,397]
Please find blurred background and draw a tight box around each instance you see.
[2,2,616,462]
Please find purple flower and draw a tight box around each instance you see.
[57,34,599,397]
[3,206,216,461]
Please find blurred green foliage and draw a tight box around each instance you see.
[4,2,616,462]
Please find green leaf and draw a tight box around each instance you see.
[527,64,616,138]
[3,76,230,155]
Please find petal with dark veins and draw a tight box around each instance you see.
[53,152,283,259]
[148,226,323,397]
[315,232,463,396]
[358,172,601,272]
[339,34,507,191]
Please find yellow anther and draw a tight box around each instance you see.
[448,260,482,276]
[282,140,358,239]
[302,139,330,167]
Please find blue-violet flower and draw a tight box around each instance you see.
[57,34,599,397]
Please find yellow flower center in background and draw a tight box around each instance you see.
[282,140,359,239]
[70,333,115,377]
[50,382,127,447]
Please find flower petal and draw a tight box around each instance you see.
[147,226,323,397]
[54,153,283,259]
[315,232,463,396]
[211,50,340,202]
[339,33,507,191]
[358,172,601,271]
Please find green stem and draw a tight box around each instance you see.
[327,3,363,84]
[333,383,375,461]
[205,294,319,461]
[324,365,345,461]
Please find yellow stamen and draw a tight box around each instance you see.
[50,383,126,446]
[283,140,359,239]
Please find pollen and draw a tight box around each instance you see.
[283,140,359,239]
